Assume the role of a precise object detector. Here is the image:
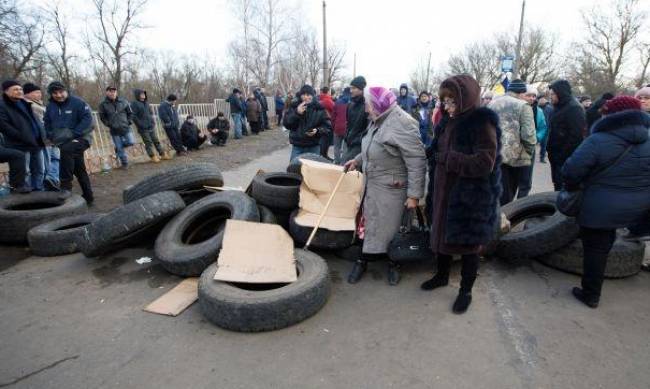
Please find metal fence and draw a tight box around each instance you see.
[1,97,277,182]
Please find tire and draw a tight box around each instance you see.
[122,163,223,204]
[28,213,104,257]
[286,153,332,175]
[155,191,260,276]
[289,210,353,250]
[198,249,331,332]
[258,205,278,224]
[497,192,579,265]
[82,191,185,257]
[0,192,87,244]
[251,172,302,210]
[536,231,645,278]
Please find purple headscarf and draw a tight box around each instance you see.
[367,86,396,115]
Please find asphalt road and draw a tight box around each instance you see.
[0,146,648,389]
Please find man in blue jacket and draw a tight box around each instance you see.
[158,94,186,156]
[226,89,244,139]
[397,83,416,112]
[43,81,94,204]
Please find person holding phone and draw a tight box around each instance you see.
[283,84,331,161]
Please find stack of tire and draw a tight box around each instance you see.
[493,192,645,278]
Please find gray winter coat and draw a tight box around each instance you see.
[354,104,427,254]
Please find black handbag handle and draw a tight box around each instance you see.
[400,207,426,233]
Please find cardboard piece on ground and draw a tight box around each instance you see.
[143,277,199,317]
[213,219,297,283]
[295,159,364,231]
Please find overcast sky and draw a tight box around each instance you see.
[35,0,647,88]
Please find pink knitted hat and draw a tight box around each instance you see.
[367,86,396,115]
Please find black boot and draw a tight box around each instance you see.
[347,260,367,284]
[452,291,472,314]
[572,287,599,308]
[387,261,401,286]
[421,254,451,291]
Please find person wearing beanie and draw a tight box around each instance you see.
[43,81,95,204]
[341,75,369,164]
[562,95,650,308]
[635,86,650,113]
[283,84,332,160]
[396,83,417,112]
[226,88,244,139]
[180,114,207,150]
[98,86,135,168]
[131,88,169,163]
[158,93,186,155]
[410,90,435,147]
[0,79,47,192]
[487,78,536,204]
[547,79,586,191]
[23,82,60,191]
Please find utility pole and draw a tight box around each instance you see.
[513,0,526,79]
[424,50,432,92]
[322,0,328,88]
[353,52,357,78]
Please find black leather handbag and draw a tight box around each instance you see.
[388,207,432,263]
[557,145,633,217]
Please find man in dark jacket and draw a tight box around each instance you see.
[98,86,134,168]
[547,80,586,190]
[254,87,269,130]
[342,76,369,164]
[318,86,335,159]
[131,89,168,162]
[0,80,46,191]
[226,88,244,139]
[43,81,94,204]
[586,92,615,130]
[0,136,28,193]
[158,94,186,155]
[274,91,285,126]
[283,84,332,161]
[410,91,434,147]
[397,83,417,112]
[207,112,229,146]
[180,115,206,151]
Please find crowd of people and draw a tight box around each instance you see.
[280,75,650,313]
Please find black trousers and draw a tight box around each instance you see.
[0,146,26,189]
[59,139,93,202]
[517,150,535,199]
[261,110,269,129]
[210,131,229,145]
[549,158,565,191]
[580,227,616,299]
[164,126,184,153]
[500,164,527,205]
[276,109,283,126]
[437,253,480,293]
[320,133,332,159]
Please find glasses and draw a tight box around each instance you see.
[443,99,456,106]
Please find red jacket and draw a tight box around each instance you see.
[331,101,348,136]
[319,93,335,118]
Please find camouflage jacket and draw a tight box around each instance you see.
[488,93,536,167]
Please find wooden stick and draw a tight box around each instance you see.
[304,169,348,250]
[203,185,245,192]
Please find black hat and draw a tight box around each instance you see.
[2,80,20,91]
[106,86,117,91]
[298,84,316,97]
[350,76,367,90]
[507,79,527,94]
[47,81,66,94]
[167,94,178,101]
[22,82,40,94]
[232,88,241,94]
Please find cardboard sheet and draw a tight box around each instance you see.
[144,278,199,317]
[295,159,364,231]
[213,220,297,283]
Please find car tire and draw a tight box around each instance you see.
[28,213,104,257]
[251,172,302,210]
[81,191,185,257]
[258,205,278,224]
[497,192,579,265]
[198,249,331,332]
[288,210,354,250]
[155,191,260,277]
[286,153,332,175]
[0,192,87,244]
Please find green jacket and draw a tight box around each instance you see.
[488,93,536,167]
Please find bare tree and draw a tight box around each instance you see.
[496,26,558,83]
[45,2,75,87]
[635,42,650,87]
[86,0,149,92]
[448,41,501,90]
[580,0,647,90]
[324,41,346,86]
[0,0,46,79]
